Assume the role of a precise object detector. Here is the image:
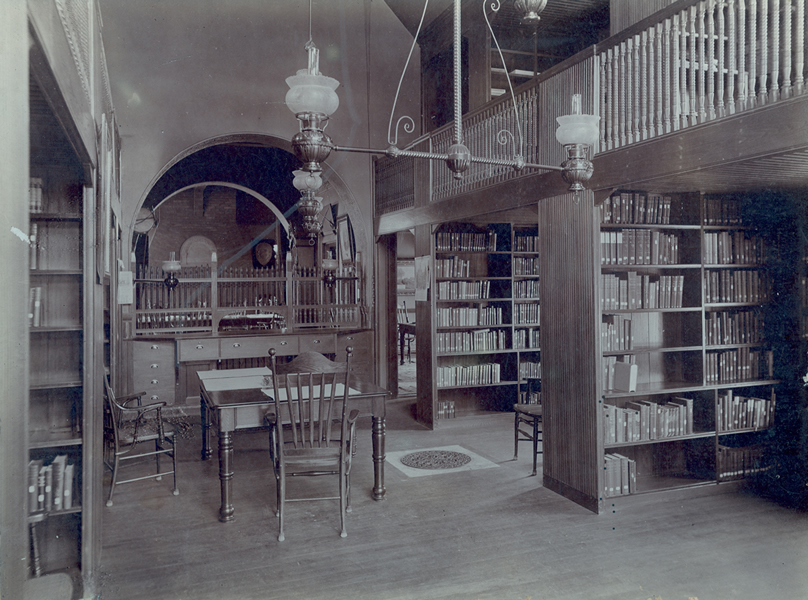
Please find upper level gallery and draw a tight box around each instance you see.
[375,0,808,233]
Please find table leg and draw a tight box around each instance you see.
[399,328,405,365]
[218,430,235,522]
[200,395,212,460]
[371,415,386,500]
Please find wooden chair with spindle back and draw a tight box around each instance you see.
[265,347,358,541]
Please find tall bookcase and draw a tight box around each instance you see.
[422,222,541,424]
[27,75,98,592]
[539,190,781,512]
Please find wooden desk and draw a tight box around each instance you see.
[398,322,416,365]
[198,367,388,522]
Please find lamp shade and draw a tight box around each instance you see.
[556,114,600,148]
[285,72,340,117]
[292,169,323,192]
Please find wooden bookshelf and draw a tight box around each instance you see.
[539,190,780,513]
[23,57,109,594]
[420,222,541,425]
[28,151,90,585]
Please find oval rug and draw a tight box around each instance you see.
[400,450,472,470]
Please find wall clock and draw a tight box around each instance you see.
[252,239,276,268]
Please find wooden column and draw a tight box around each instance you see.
[0,1,30,597]
[539,192,603,513]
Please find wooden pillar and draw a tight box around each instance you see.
[0,1,31,596]
[538,191,603,513]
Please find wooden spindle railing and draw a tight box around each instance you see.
[374,0,806,216]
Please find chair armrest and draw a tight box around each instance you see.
[264,412,277,426]
[347,409,360,424]
[119,391,147,407]
[122,401,167,417]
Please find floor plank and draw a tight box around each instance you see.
[99,400,808,599]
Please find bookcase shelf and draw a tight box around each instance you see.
[594,191,780,502]
[421,222,540,423]
[26,73,99,591]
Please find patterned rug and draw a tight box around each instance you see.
[400,450,472,470]
[386,445,499,478]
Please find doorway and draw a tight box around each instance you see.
[396,231,417,397]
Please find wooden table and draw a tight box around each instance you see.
[198,367,388,522]
[398,322,416,365]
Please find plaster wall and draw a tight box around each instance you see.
[100,0,420,264]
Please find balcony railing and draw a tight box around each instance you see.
[375,0,806,217]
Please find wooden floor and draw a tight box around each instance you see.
[99,400,808,600]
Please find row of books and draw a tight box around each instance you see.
[436,328,507,354]
[600,229,681,266]
[435,257,472,278]
[604,397,694,444]
[436,362,501,388]
[602,355,636,392]
[436,280,493,300]
[519,361,542,379]
[434,400,457,419]
[601,273,685,310]
[513,235,539,253]
[28,286,44,327]
[703,231,766,265]
[705,310,764,346]
[513,327,540,349]
[601,192,673,225]
[601,314,633,352]
[28,455,75,516]
[29,177,45,213]
[513,279,540,299]
[706,348,773,384]
[136,311,214,331]
[436,306,504,327]
[703,196,743,225]
[520,389,541,404]
[604,453,637,496]
[29,223,39,268]
[514,303,540,325]
[717,444,768,481]
[703,269,769,304]
[512,256,540,276]
[717,391,775,431]
[435,231,498,252]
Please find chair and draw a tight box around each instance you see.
[103,377,178,506]
[266,347,358,541]
[514,379,543,476]
[398,301,414,364]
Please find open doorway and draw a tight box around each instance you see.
[396,231,417,397]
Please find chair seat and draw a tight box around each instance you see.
[514,403,542,417]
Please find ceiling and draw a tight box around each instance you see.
[383,0,610,38]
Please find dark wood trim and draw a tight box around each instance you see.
[543,474,600,514]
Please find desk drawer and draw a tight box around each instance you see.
[132,341,176,405]
[177,339,220,361]
[298,334,335,354]
[265,336,299,356]
[220,337,275,359]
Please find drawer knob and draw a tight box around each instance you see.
[150,395,160,401]
[150,344,159,350]
[150,364,159,369]
[280,341,288,346]
[196,344,204,349]
[232,343,241,348]
[151,379,159,385]
[313,339,321,344]
[346,336,354,340]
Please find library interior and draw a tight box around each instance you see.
[3,0,808,598]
